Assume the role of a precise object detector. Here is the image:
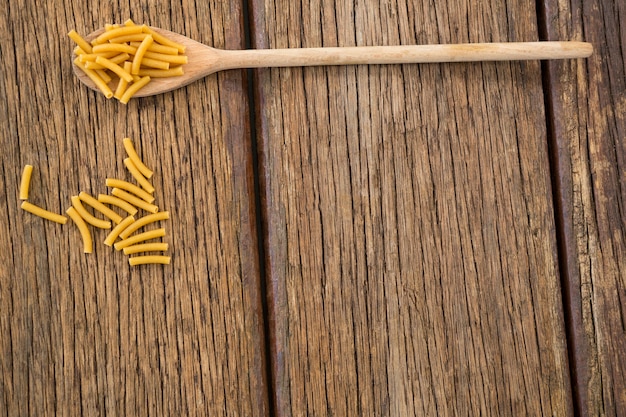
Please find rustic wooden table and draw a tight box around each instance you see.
[1,0,623,415]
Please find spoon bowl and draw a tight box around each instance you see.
[72,27,220,97]
[73,26,593,98]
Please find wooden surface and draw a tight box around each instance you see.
[542,0,626,414]
[0,1,267,416]
[250,0,573,415]
[0,1,623,417]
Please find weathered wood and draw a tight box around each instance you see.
[542,0,626,414]
[251,0,572,415]
[0,1,268,416]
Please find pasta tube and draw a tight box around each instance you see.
[119,75,150,104]
[106,178,154,203]
[128,255,171,266]
[123,242,169,255]
[123,158,155,193]
[19,165,33,200]
[111,188,158,213]
[66,206,93,253]
[97,193,138,215]
[131,34,154,75]
[113,228,166,250]
[104,215,136,246]
[21,201,67,224]
[123,137,153,178]
[119,211,169,239]
[78,191,123,224]
[71,196,111,229]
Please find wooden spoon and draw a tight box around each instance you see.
[73,27,593,98]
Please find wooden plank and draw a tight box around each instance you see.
[541,0,626,414]
[0,1,268,416]
[251,0,573,415]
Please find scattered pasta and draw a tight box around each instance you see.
[111,188,159,213]
[98,193,138,215]
[128,255,171,266]
[124,158,155,193]
[19,137,169,265]
[104,215,136,246]
[79,191,123,224]
[119,211,169,239]
[19,165,34,200]
[123,242,169,255]
[123,137,153,178]
[71,195,112,229]
[69,21,187,103]
[21,201,68,224]
[106,178,154,203]
[66,206,93,253]
[114,228,166,251]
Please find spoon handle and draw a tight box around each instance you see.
[217,41,592,70]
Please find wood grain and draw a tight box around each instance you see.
[251,0,572,415]
[0,1,268,416]
[542,0,626,414]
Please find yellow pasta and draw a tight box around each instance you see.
[114,228,166,250]
[111,188,158,213]
[68,30,93,54]
[79,51,118,62]
[83,60,105,70]
[19,164,33,200]
[110,53,131,64]
[128,255,171,266]
[78,191,123,224]
[94,25,144,45]
[95,56,133,82]
[92,43,137,55]
[136,67,184,78]
[123,158,155,193]
[19,137,169,263]
[97,193,138,215]
[114,61,133,99]
[106,178,154,203]
[123,137,153,178]
[85,53,130,70]
[137,57,169,70]
[21,201,68,224]
[83,63,105,71]
[71,22,187,103]
[119,75,150,104]
[143,26,185,53]
[104,215,136,246]
[71,195,112,229]
[109,33,150,44]
[130,41,179,55]
[119,211,169,239]
[73,58,113,98]
[131,34,154,75]
[123,242,169,255]
[142,50,188,65]
[95,69,112,83]
[66,206,93,253]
